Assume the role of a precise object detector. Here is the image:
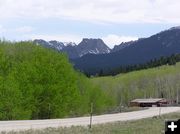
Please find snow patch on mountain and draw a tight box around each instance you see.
[63,42,76,46]
[34,38,111,59]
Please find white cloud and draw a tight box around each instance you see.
[0,25,35,41]
[14,26,34,33]
[0,25,6,34]
[103,34,138,48]
[0,0,180,24]
[0,25,34,34]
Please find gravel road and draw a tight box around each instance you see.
[0,107,179,132]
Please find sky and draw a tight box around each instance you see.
[0,0,180,48]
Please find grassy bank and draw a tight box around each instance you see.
[2,111,180,134]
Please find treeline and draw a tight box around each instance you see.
[92,54,180,77]
[0,41,114,120]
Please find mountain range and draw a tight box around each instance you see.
[34,26,180,74]
[34,38,110,59]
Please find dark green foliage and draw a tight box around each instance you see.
[93,54,180,77]
[0,41,114,120]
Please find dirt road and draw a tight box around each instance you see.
[0,107,179,132]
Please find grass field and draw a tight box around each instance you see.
[2,111,180,134]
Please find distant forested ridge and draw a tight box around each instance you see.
[87,54,180,77]
[0,41,113,120]
[73,28,180,75]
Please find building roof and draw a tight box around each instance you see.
[131,98,165,103]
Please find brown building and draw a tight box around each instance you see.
[130,98,170,107]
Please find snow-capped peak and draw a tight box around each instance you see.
[63,42,76,46]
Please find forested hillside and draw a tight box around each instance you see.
[0,41,179,120]
[91,63,180,106]
[0,41,113,120]
[73,28,180,75]
[85,54,180,76]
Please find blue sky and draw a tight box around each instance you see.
[0,0,180,48]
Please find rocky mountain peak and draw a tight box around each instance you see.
[34,38,111,59]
